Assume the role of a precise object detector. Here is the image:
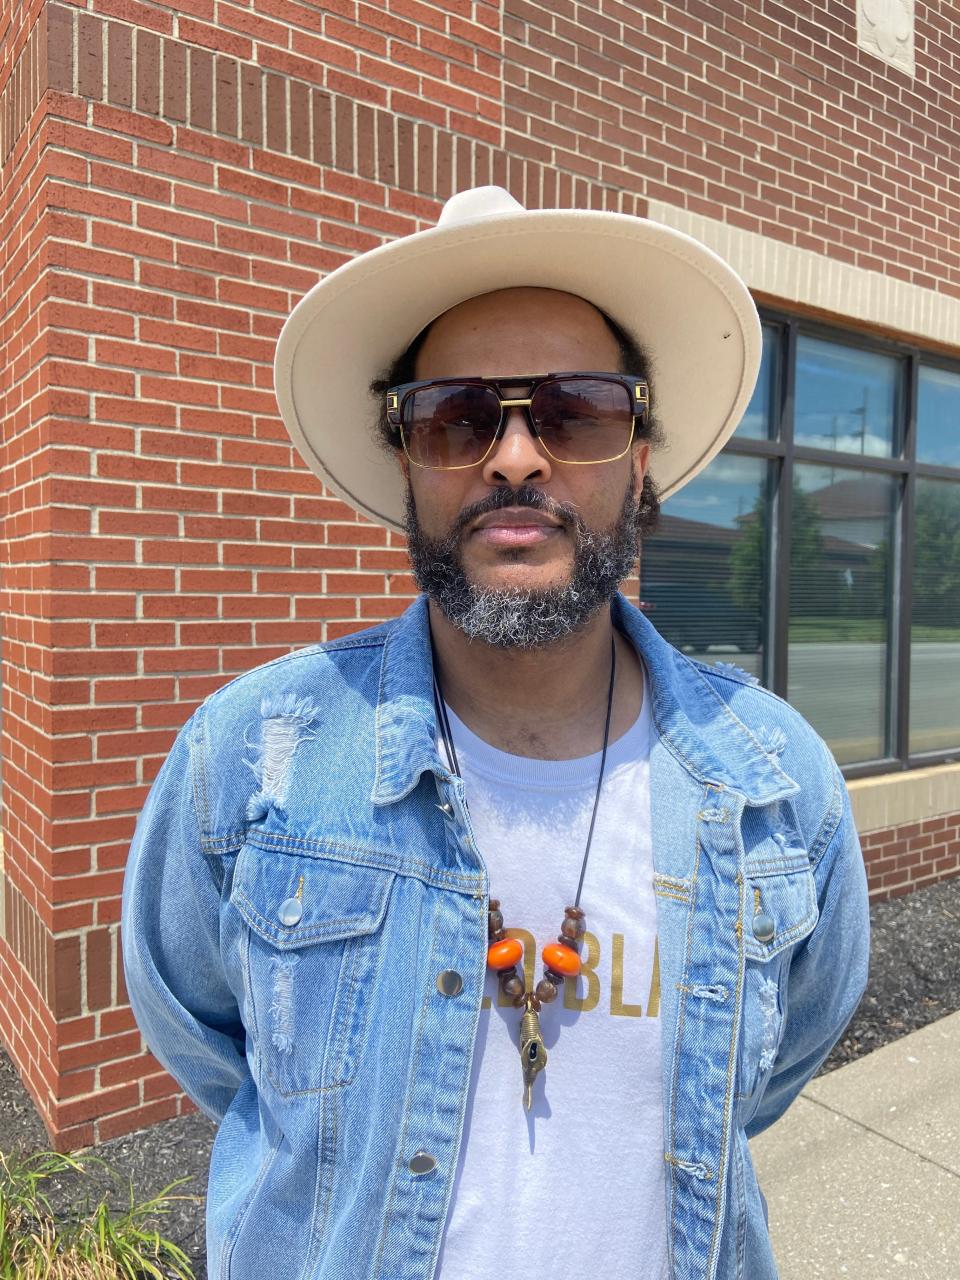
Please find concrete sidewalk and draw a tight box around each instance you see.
[750,1009,960,1278]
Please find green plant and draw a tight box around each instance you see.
[0,1148,198,1279]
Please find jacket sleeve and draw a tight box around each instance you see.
[121,708,251,1125]
[744,770,870,1138]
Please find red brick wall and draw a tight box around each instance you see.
[863,810,960,901]
[505,0,960,295]
[0,0,79,1141]
[1,0,959,1146]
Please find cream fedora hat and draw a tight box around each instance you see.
[274,186,761,534]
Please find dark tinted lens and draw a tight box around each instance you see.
[402,384,501,467]
[532,377,633,461]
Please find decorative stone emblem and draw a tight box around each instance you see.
[857,0,915,76]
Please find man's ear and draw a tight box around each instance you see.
[632,442,650,503]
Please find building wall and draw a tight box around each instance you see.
[0,0,958,1147]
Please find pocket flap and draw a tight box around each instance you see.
[744,841,818,962]
[231,846,394,949]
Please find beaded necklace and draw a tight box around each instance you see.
[431,632,617,1110]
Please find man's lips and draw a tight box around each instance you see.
[471,508,562,532]
[467,508,565,547]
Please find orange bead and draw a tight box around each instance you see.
[487,938,523,970]
[542,942,581,977]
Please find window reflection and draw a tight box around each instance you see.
[641,457,770,682]
[736,323,779,440]
[917,366,960,468]
[788,464,896,764]
[795,336,898,458]
[910,479,960,755]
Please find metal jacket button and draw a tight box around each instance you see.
[408,1151,436,1175]
[753,912,776,943]
[278,897,303,927]
[435,801,454,817]
[436,970,463,997]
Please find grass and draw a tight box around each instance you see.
[0,1148,198,1280]
[790,618,960,643]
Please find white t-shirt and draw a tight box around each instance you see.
[435,669,668,1280]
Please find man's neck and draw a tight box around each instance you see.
[427,598,645,761]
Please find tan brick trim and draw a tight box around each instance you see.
[849,761,960,833]
[647,200,960,353]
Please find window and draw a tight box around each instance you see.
[641,317,960,776]
[787,464,896,766]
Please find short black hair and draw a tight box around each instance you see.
[368,302,665,459]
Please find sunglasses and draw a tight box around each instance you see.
[385,372,649,470]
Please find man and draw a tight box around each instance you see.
[122,187,869,1280]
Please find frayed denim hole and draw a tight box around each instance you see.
[758,975,779,1072]
[269,954,299,1055]
[754,724,788,759]
[243,694,322,821]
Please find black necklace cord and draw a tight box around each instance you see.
[433,665,461,780]
[575,631,616,909]
[430,630,618,912]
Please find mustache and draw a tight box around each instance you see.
[452,486,580,538]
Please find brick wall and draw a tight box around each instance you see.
[862,810,960,901]
[0,0,958,1146]
[505,0,960,295]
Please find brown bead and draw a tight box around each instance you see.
[560,917,585,942]
[564,905,585,920]
[490,928,506,943]
[535,978,558,1004]
[544,968,565,986]
[488,898,500,911]
[557,933,581,951]
[488,908,504,935]
[501,972,524,999]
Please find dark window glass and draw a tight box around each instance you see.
[787,464,897,764]
[795,336,898,458]
[910,479,960,755]
[916,366,960,468]
[735,323,780,440]
[640,457,770,684]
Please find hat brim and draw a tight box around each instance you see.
[274,208,762,534]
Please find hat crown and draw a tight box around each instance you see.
[437,185,525,227]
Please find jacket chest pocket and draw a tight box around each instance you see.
[736,842,819,1101]
[230,845,395,1098]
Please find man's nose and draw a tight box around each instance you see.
[480,405,552,486]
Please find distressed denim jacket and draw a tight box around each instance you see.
[121,591,870,1280]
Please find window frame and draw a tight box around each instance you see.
[714,307,960,780]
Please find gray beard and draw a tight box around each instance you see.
[402,469,643,650]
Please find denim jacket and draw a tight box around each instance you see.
[121,591,869,1280]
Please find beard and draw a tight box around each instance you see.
[402,461,657,650]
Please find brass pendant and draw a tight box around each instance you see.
[518,1000,548,1111]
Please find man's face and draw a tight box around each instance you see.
[398,287,652,648]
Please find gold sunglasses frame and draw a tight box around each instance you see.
[385,372,650,471]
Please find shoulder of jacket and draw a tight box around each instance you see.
[688,656,843,839]
[198,617,392,716]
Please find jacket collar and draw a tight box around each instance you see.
[371,593,798,808]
